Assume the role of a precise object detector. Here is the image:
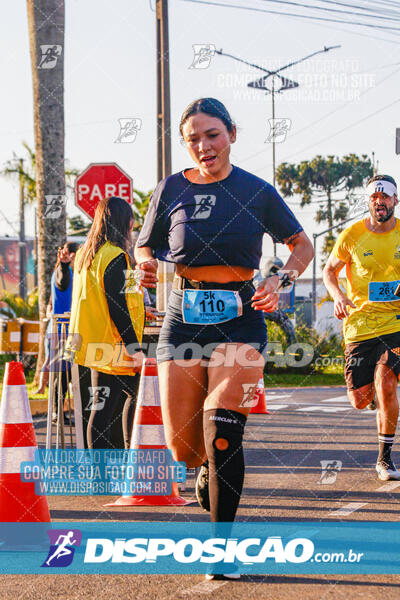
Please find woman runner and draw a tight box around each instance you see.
[135,98,313,579]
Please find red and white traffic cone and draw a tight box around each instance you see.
[105,358,191,507]
[250,378,270,415]
[0,361,50,522]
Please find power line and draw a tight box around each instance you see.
[259,0,400,22]
[241,63,400,166]
[258,95,400,171]
[316,0,400,17]
[359,0,400,8]
[184,0,400,33]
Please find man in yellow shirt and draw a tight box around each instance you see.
[323,175,400,481]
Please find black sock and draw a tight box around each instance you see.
[203,408,247,522]
[378,433,395,464]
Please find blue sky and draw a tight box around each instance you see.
[1,0,399,275]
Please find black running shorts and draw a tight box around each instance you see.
[156,282,268,364]
[344,330,400,390]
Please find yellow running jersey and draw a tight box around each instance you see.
[332,219,400,344]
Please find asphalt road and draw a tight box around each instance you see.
[2,386,400,599]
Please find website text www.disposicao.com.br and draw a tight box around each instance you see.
[82,536,364,566]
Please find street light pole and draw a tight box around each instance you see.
[271,75,276,189]
[312,233,317,324]
[216,46,340,259]
[271,77,277,256]
[216,45,340,185]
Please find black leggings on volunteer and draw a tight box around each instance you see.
[156,281,268,364]
[86,370,139,449]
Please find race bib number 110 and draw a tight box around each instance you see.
[182,289,243,324]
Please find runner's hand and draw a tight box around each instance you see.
[136,259,158,288]
[333,292,355,320]
[58,247,71,263]
[251,275,280,312]
[130,351,145,373]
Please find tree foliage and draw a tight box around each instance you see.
[276,154,373,264]
[68,215,91,236]
[1,141,78,204]
[132,188,153,230]
[0,289,39,320]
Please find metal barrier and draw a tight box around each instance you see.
[45,313,85,450]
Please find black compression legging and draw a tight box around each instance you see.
[87,369,139,449]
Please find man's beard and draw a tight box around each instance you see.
[371,205,395,222]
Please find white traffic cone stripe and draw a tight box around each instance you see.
[139,376,161,407]
[0,446,36,474]
[131,425,166,447]
[0,385,32,424]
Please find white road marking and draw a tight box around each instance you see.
[266,394,292,400]
[330,502,368,516]
[377,481,400,492]
[265,404,288,411]
[181,581,227,595]
[296,406,351,413]
[322,396,349,403]
[330,482,400,516]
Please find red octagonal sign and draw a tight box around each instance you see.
[75,163,133,220]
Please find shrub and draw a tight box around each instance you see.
[265,317,344,374]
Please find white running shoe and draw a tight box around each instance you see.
[195,461,210,512]
[376,460,400,481]
[205,567,241,581]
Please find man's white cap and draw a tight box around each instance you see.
[366,178,397,198]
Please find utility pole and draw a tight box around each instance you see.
[155,0,173,311]
[18,158,26,300]
[156,0,171,181]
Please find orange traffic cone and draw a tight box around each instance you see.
[105,358,191,507]
[250,378,270,414]
[0,361,50,522]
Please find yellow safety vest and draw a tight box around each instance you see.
[66,241,144,374]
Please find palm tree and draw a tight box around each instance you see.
[2,141,78,204]
[27,0,65,383]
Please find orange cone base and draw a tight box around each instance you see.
[0,474,51,522]
[250,392,270,414]
[104,494,191,507]
[104,480,194,507]
[250,406,270,414]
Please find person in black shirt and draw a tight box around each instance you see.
[135,99,313,579]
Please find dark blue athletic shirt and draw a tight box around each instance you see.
[137,166,303,269]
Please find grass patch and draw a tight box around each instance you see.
[26,380,47,400]
[264,371,345,387]
[264,363,345,387]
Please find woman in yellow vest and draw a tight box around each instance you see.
[66,196,145,449]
